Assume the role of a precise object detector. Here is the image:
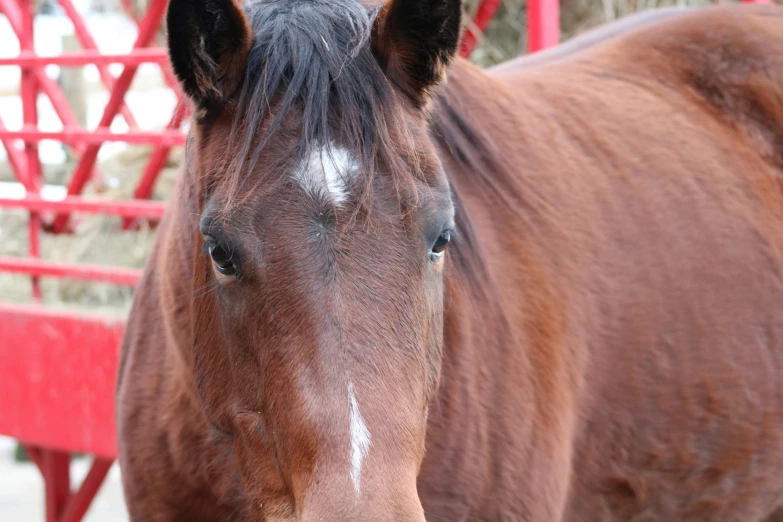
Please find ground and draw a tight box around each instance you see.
[0,437,128,521]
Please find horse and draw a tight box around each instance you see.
[116,0,783,520]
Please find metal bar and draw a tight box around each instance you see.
[43,449,71,522]
[459,0,503,58]
[129,143,171,196]
[0,0,22,30]
[51,0,170,232]
[122,101,189,228]
[129,102,188,196]
[19,0,42,300]
[160,60,185,101]
[35,72,86,142]
[57,0,139,127]
[127,3,181,96]
[120,0,140,24]
[0,304,123,459]
[528,0,560,53]
[60,458,113,522]
[0,49,171,67]
[23,444,45,473]
[0,257,142,285]
[0,195,166,219]
[126,145,171,199]
[122,145,170,224]
[0,114,28,186]
[0,0,106,192]
[0,127,185,146]
[0,0,83,134]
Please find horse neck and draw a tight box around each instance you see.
[434,58,540,375]
[427,60,577,465]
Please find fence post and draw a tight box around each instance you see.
[19,0,42,299]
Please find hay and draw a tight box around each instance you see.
[0,213,153,317]
[0,145,180,314]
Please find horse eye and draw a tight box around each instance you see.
[430,230,452,261]
[206,240,237,276]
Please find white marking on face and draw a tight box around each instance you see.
[293,145,357,205]
[348,381,371,495]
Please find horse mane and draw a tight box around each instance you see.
[428,67,561,316]
[429,92,496,283]
[431,78,550,238]
[221,0,416,209]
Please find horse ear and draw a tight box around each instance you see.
[371,0,462,107]
[167,0,252,107]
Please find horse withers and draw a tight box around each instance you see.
[116,0,783,520]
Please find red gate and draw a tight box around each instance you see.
[0,0,181,519]
[0,0,555,520]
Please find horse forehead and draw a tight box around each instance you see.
[292,145,359,205]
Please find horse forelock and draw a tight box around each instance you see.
[204,0,422,215]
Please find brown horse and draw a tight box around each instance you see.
[116,1,783,520]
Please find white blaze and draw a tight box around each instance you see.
[348,381,371,494]
[293,145,357,205]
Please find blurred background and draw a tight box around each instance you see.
[0,0,734,519]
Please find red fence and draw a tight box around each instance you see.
[0,0,182,519]
[0,0,552,520]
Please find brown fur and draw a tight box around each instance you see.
[117,3,783,521]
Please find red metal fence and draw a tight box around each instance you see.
[0,0,556,520]
[0,0,182,519]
